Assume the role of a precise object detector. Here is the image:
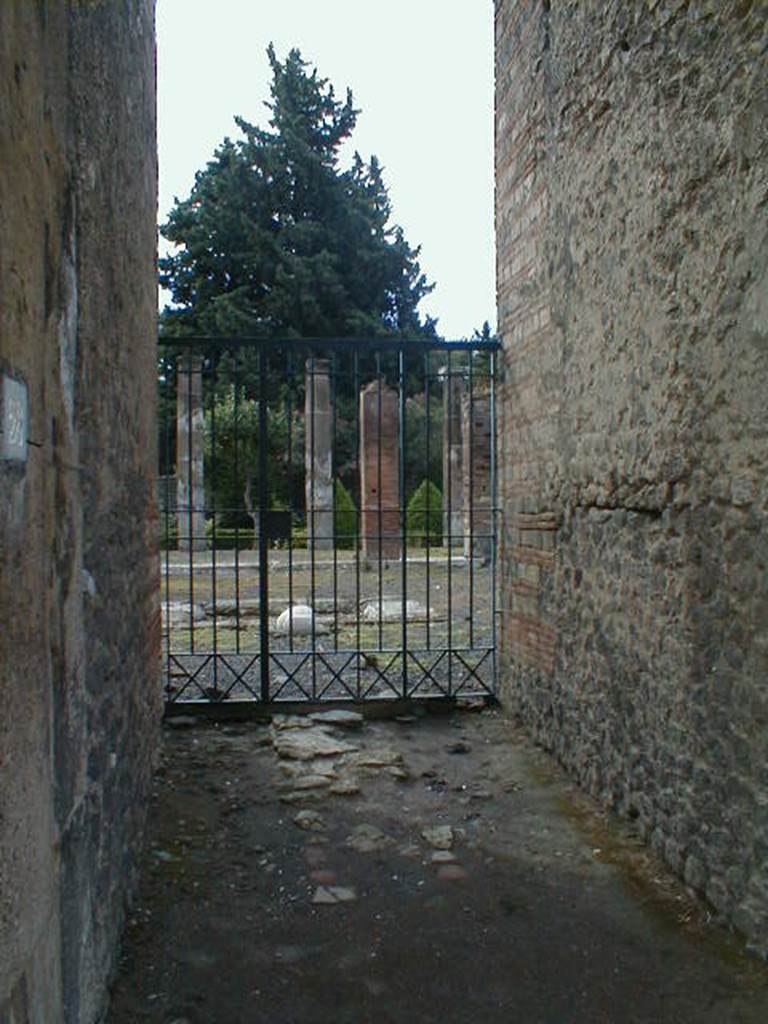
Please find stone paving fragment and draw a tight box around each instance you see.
[309,709,365,730]
[346,824,391,853]
[280,759,338,780]
[281,785,331,804]
[422,825,454,850]
[312,886,357,905]
[431,850,458,864]
[293,810,326,831]
[273,728,358,761]
[329,776,361,796]
[271,714,314,731]
[286,774,335,791]
[349,747,404,770]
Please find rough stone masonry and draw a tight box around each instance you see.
[495,0,768,950]
[0,2,159,1022]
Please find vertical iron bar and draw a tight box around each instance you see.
[424,350,431,653]
[490,347,498,696]
[331,352,339,654]
[210,355,219,692]
[446,349,453,695]
[258,345,270,702]
[310,354,317,699]
[287,351,294,653]
[354,349,362,700]
[399,349,408,698]
[376,351,383,654]
[186,356,195,655]
[162,347,172,697]
[233,354,242,655]
[468,349,475,653]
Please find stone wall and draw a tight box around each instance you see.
[495,0,768,948]
[0,3,159,1022]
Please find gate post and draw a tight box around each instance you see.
[442,369,465,548]
[176,354,207,551]
[360,377,401,559]
[463,390,492,562]
[305,358,334,554]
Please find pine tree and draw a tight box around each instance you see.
[160,46,436,340]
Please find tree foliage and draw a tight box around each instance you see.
[160,46,436,341]
[406,479,443,547]
[334,478,358,549]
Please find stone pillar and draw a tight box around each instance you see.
[462,391,492,561]
[176,355,207,551]
[360,378,401,559]
[442,370,465,547]
[305,357,334,552]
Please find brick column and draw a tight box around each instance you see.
[305,357,334,553]
[442,370,465,547]
[176,355,207,551]
[359,378,401,559]
[462,390,492,561]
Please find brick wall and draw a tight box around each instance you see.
[496,0,768,949]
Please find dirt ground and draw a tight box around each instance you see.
[107,705,768,1024]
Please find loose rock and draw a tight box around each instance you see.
[422,825,454,850]
[275,604,314,635]
[312,886,356,905]
[273,728,358,761]
[293,810,326,831]
[329,776,361,796]
[350,748,404,770]
[346,824,391,853]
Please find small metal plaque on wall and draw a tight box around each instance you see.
[2,375,29,463]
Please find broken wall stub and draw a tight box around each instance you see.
[442,371,465,548]
[359,378,401,559]
[176,355,207,551]
[496,0,768,950]
[305,358,334,552]
[0,2,159,1022]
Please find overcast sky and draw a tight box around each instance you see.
[156,1,496,340]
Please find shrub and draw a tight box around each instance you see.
[406,479,443,547]
[334,479,358,549]
[203,523,256,550]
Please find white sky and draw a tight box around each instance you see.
[156,0,496,340]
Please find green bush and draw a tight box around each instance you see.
[406,479,443,547]
[334,479,358,549]
[291,525,308,550]
[204,523,256,550]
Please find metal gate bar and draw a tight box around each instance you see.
[159,336,499,707]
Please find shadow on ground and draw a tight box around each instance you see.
[107,707,768,1024]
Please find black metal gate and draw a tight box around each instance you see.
[159,337,499,707]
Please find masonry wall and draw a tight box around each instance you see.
[496,0,768,948]
[0,3,159,1022]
